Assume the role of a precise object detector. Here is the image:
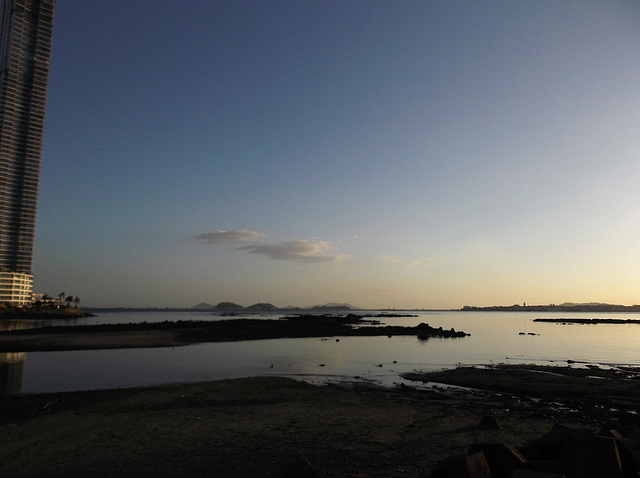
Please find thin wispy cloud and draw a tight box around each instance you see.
[194,231,347,264]
[379,256,435,267]
[239,240,347,263]
[380,256,402,264]
[193,229,265,244]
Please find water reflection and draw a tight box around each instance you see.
[3,310,640,395]
[0,321,31,394]
[0,352,25,394]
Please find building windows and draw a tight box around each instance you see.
[0,0,55,304]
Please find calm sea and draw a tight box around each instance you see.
[2,310,639,394]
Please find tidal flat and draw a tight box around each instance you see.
[0,314,468,352]
[2,365,640,477]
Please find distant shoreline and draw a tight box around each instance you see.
[0,307,93,320]
[81,303,640,314]
[534,317,640,324]
[463,303,640,313]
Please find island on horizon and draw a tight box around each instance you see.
[5,299,640,317]
[91,301,640,314]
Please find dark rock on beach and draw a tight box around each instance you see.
[431,422,640,478]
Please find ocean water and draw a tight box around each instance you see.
[2,310,640,394]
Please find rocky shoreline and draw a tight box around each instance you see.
[0,314,468,352]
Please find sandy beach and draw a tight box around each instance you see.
[2,362,639,477]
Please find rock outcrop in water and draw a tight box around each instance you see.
[0,314,469,352]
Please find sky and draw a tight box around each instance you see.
[34,1,639,309]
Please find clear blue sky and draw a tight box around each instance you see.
[35,1,639,309]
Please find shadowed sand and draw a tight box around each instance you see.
[2,364,639,477]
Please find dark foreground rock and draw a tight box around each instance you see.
[405,364,640,477]
[431,421,640,478]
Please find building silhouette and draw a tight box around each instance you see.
[0,0,55,305]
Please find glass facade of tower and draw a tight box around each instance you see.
[0,0,55,305]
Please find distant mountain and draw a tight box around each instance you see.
[245,303,278,311]
[191,302,215,310]
[213,302,245,311]
[560,302,610,307]
[191,301,363,312]
[307,302,361,310]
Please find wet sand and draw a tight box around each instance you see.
[2,364,639,477]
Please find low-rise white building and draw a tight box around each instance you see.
[0,273,33,307]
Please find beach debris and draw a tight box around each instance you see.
[279,454,320,478]
[429,451,491,478]
[477,415,501,430]
[33,398,65,415]
[510,470,564,477]
[429,422,640,478]
[399,383,416,392]
[467,444,529,478]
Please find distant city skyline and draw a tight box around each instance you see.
[34,1,640,309]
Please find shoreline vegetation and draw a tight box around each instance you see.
[2,364,640,476]
[0,314,468,352]
[0,306,93,320]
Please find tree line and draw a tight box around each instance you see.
[34,292,80,309]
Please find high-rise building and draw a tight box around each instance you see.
[0,0,55,306]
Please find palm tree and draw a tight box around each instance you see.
[58,292,65,307]
[74,297,80,309]
[65,296,73,308]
